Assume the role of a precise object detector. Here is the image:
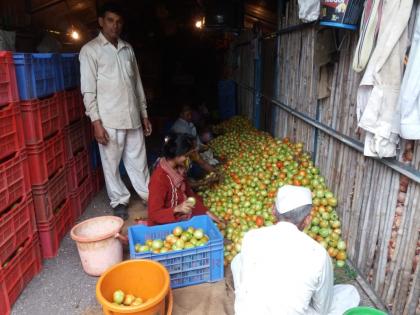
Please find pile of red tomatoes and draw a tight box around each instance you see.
[200,117,347,268]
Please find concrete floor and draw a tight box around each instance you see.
[12,189,115,315]
[11,186,380,315]
[11,186,150,315]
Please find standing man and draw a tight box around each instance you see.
[80,2,152,220]
[232,185,360,315]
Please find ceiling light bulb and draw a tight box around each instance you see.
[195,21,203,29]
[71,30,80,40]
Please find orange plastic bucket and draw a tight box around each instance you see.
[96,260,171,315]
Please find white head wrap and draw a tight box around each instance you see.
[275,185,312,214]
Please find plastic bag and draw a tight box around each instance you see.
[298,0,320,22]
[0,30,15,51]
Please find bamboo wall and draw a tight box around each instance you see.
[232,1,420,314]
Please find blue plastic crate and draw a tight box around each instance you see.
[58,53,80,90]
[217,79,237,120]
[13,53,61,100]
[128,215,224,288]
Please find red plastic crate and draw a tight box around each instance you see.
[32,167,68,224]
[0,272,10,315]
[0,195,36,265]
[38,198,72,259]
[20,94,61,145]
[83,117,94,144]
[1,235,42,307]
[0,103,24,162]
[71,175,93,222]
[61,89,83,126]
[66,149,90,193]
[0,51,19,106]
[0,152,31,214]
[27,131,66,185]
[92,168,105,194]
[65,120,87,161]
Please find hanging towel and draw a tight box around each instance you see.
[352,0,383,72]
[356,0,413,158]
[399,5,420,139]
[298,0,320,22]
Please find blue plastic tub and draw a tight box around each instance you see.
[58,53,80,90]
[128,215,224,288]
[13,53,61,100]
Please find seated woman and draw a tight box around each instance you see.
[148,133,220,226]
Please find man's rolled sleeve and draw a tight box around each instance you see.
[79,46,100,122]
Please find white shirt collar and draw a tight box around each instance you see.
[98,32,127,49]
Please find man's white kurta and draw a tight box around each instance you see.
[79,32,150,206]
[79,32,148,128]
[233,222,334,315]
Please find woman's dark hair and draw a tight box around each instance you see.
[163,133,195,159]
[98,2,124,18]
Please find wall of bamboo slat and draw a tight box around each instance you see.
[231,1,420,313]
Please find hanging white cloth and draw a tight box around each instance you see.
[356,0,413,158]
[298,0,320,23]
[399,4,420,139]
[352,0,383,72]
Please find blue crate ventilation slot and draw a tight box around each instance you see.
[13,53,61,100]
[128,215,224,289]
[58,53,80,90]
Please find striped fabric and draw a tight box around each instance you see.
[352,0,383,72]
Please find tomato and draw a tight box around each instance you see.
[319,228,330,238]
[336,251,347,261]
[319,220,329,229]
[327,197,338,207]
[328,247,338,258]
[113,290,125,304]
[311,226,320,234]
[255,216,264,227]
[337,240,346,250]
[204,117,347,267]
[311,217,320,226]
[293,179,302,186]
[336,260,346,268]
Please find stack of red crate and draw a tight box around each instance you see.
[62,89,95,224]
[20,87,72,260]
[0,51,42,315]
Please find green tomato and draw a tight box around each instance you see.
[336,260,346,268]
[337,240,346,251]
[319,228,330,238]
[311,217,320,226]
[311,226,320,234]
[113,290,125,305]
[152,239,163,250]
